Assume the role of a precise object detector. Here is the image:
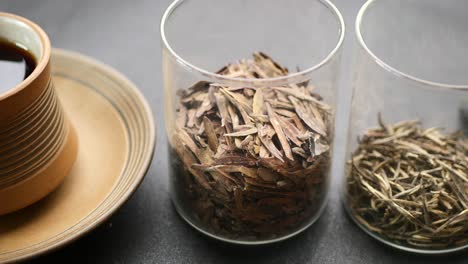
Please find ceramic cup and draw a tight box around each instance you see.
[0,12,78,215]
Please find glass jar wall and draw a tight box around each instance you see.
[161,0,344,244]
[344,0,468,254]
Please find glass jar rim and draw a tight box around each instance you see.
[356,0,468,91]
[160,0,345,87]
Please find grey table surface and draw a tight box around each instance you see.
[0,0,466,263]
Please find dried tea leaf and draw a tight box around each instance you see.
[215,93,230,127]
[274,86,331,111]
[203,117,218,152]
[274,108,296,118]
[224,127,258,137]
[277,116,303,146]
[289,96,327,136]
[220,88,253,113]
[252,87,265,115]
[311,134,330,156]
[257,167,280,182]
[266,102,294,161]
[195,87,215,118]
[257,123,284,162]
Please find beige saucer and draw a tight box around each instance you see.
[0,49,155,263]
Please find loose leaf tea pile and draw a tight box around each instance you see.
[171,52,331,239]
[347,116,468,249]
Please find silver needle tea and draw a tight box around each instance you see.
[346,116,468,249]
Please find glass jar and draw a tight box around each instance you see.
[161,0,344,244]
[344,0,468,254]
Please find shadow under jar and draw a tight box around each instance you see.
[344,0,468,254]
[161,0,345,244]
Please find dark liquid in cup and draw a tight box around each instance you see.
[0,38,37,93]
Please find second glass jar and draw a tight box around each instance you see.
[344,0,468,254]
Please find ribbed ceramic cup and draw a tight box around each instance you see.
[0,12,78,215]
